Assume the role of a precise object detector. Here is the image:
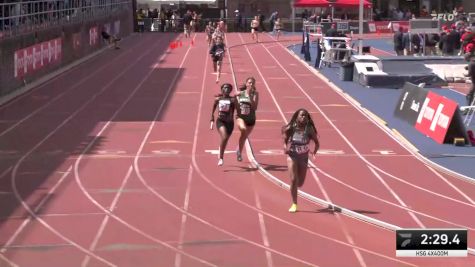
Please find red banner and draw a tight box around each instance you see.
[14,38,62,78]
[414,91,458,144]
[368,21,410,33]
[89,26,98,46]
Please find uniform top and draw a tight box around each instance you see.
[216,96,235,122]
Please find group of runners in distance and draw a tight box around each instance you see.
[205,16,317,213]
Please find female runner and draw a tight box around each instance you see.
[282,109,320,212]
[235,77,258,162]
[210,83,236,166]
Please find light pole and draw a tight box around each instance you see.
[358,0,364,55]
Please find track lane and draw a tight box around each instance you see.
[242,32,475,266]
[1,34,172,266]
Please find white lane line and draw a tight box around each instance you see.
[0,166,12,181]
[0,35,154,139]
[310,168,367,267]
[174,165,194,267]
[278,37,475,207]
[184,38,318,267]
[263,36,475,214]
[0,252,19,267]
[81,166,134,267]
[244,33,367,267]
[73,34,215,266]
[425,165,475,205]
[367,166,425,228]
[250,164,273,267]
[5,37,161,267]
[0,166,72,253]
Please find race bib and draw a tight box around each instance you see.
[240,104,251,115]
[218,99,231,112]
[215,48,224,57]
[294,145,309,154]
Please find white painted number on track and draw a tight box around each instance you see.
[204,149,235,155]
[96,150,126,155]
[317,149,344,155]
[260,149,284,155]
[372,150,396,155]
[152,149,180,155]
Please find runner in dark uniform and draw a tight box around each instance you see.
[210,83,236,166]
[209,36,226,83]
[282,109,320,213]
[235,77,258,162]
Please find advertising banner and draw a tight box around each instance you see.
[89,26,98,46]
[395,82,468,144]
[394,82,429,125]
[414,91,458,144]
[14,38,62,78]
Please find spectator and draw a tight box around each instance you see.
[269,11,278,33]
[101,29,121,49]
[234,10,242,32]
[183,10,192,37]
[425,33,439,55]
[393,26,404,55]
[257,10,266,32]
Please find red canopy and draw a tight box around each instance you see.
[294,0,372,8]
[294,0,330,7]
[332,0,372,8]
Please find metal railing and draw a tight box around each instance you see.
[0,0,131,39]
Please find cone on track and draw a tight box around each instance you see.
[191,39,194,46]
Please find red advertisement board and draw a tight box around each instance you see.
[14,38,62,78]
[89,26,98,46]
[367,21,410,33]
[414,91,458,144]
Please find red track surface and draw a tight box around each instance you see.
[0,32,474,267]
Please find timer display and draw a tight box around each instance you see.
[396,229,467,257]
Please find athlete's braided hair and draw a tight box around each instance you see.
[282,109,317,144]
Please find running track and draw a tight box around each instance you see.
[0,32,474,267]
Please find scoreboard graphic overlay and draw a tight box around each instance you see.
[396,229,468,257]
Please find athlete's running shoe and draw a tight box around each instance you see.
[288,203,297,213]
[236,150,242,162]
[218,159,223,166]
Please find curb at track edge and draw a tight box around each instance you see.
[235,38,475,256]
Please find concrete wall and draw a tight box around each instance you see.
[0,9,133,101]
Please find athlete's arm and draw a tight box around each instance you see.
[210,97,219,121]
